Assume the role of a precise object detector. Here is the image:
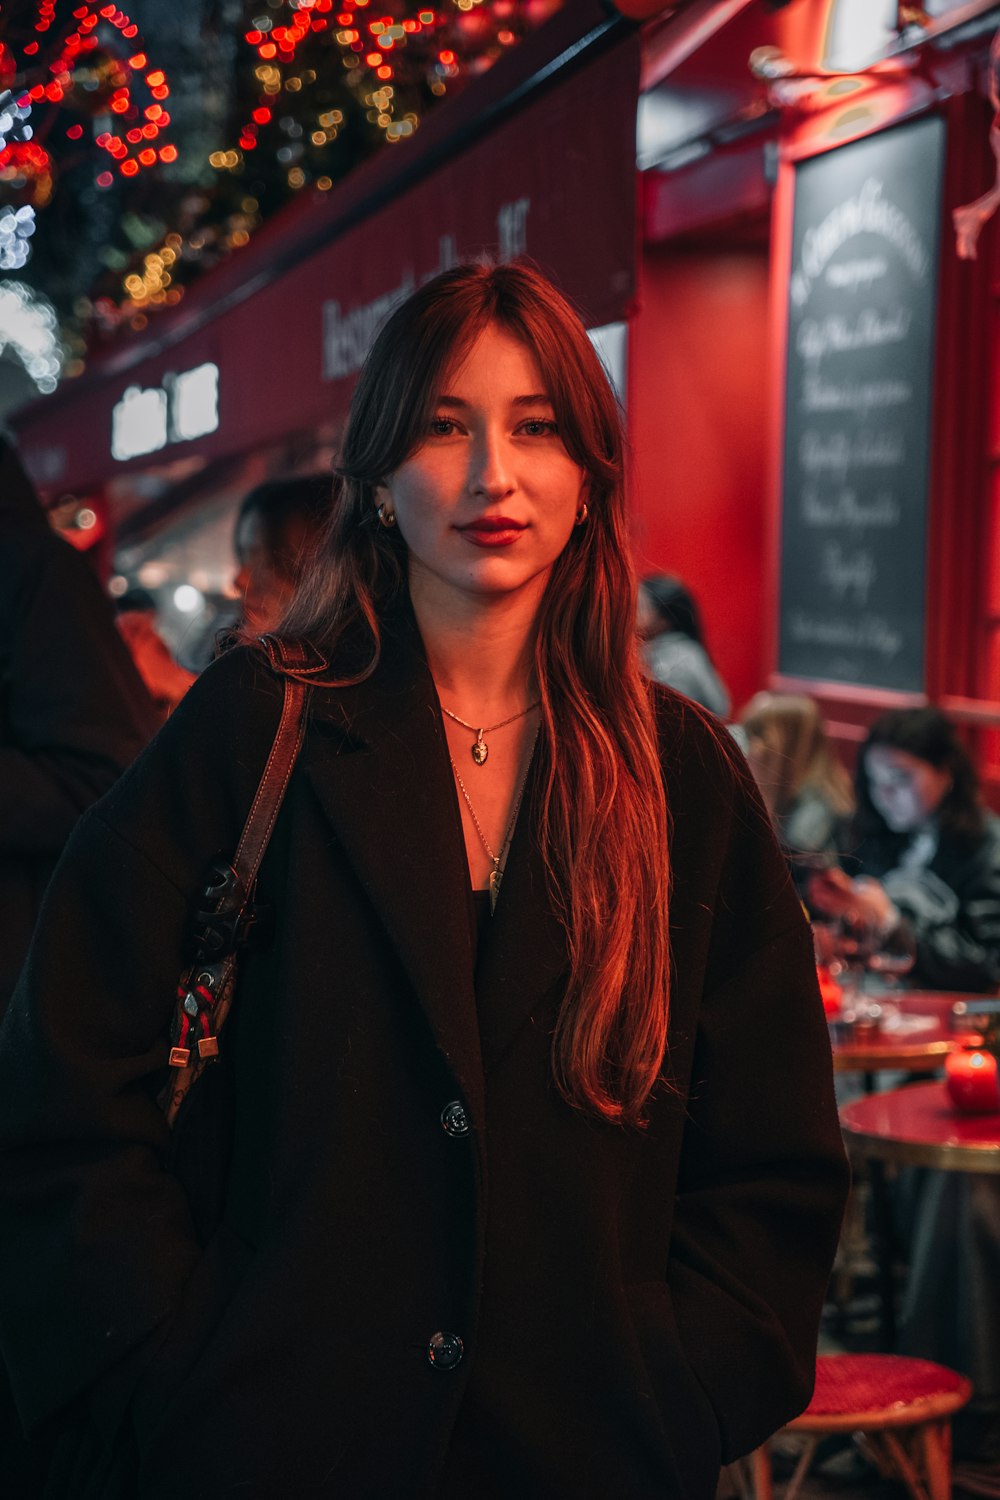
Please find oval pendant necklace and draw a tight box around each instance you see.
[450,727,540,911]
[441,700,541,766]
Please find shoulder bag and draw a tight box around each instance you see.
[160,635,323,1125]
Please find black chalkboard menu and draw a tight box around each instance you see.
[778,116,945,691]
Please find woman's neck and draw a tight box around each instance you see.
[408,571,542,717]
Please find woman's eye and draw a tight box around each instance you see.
[429,417,457,436]
[519,418,558,437]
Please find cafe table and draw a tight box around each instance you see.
[839,1080,1000,1348]
[830,991,974,1079]
[840,1079,1000,1175]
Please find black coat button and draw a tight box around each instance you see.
[440,1100,470,1137]
[427,1331,464,1370]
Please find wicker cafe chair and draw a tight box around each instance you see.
[746,1353,973,1500]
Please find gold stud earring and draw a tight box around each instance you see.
[575,502,589,526]
[377,503,397,529]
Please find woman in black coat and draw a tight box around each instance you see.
[0,264,848,1500]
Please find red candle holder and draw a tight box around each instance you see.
[945,1047,1000,1115]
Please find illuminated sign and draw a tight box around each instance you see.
[111,361,219,461]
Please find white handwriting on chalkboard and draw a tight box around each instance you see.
[821,542,877,605]
[802,487,901,529]
[826,257,888,292]
[789,611,903,661]
[791,178,930,308]
[799,430,904,481]
[803,373,911,411]
[797,306,911,361]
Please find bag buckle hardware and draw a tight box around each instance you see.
[168,966,224,1069]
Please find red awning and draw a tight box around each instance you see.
[16,6,639,498]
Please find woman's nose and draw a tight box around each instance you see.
[468,430,514,498]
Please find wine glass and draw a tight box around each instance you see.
[827,908,882,1029]
[867,924,916,1022]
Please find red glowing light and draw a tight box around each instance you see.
[120,158,139,176]
[24,41,40,54]
[66,123,84,140]
[245,29,263,43]
[145,104,162,120]
[337,11,352,21]
[95,131,110,146]
[158,143,178,162]
[376,63,391,78]
[146,70,165,87]
[258,42,277,58]
[366,51,382,65]
[73,5,88,15]
[252,106,272,125]
[96,170,113,187]
[138,147,156,165]
[126,128,142,143]
[123,23,138,37]
[151,84,169,100]
[439,49,455,63]
[129,52,146,67]
[239,135,257,150]
[141,123,158,139]
[111,97,129,113]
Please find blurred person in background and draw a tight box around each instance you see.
[809,707,1000,1463]
[115,588,196,723]
[739,692,854,898]
[0,433,157,1497]
[637,573,730,717]
[233,473,332,632]
[809,706,1000,993]
[0,434,157,1012]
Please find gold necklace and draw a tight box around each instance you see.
[450,727,539,912]
[441,700,541,766]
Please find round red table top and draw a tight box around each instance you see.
[830,991,985,1073]
[840,1080,1000,1172]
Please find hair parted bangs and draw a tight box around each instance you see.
[280,260,671,1127]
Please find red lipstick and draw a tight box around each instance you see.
[457,515,527,548]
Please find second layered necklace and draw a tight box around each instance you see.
[443,701,540,912]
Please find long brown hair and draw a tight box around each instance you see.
[281,261,670,1125]
[739,693,854,823]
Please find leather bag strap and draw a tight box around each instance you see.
[231,638,315,893]
[162,638,322,1123]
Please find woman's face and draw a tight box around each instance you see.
[376,322,585,617]
[864,744,952,833]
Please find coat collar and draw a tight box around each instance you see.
[299,599,568,1106]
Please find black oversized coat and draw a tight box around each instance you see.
[0,611,849,1499]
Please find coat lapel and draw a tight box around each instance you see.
[299,606,484,1121]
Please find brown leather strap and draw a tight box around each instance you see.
[228,636,326,891]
